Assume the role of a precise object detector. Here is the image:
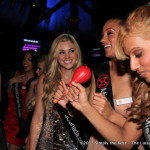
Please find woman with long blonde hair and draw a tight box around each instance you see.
[29,33,92,150]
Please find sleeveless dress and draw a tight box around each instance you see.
[36,105,77,150]
[3,83,27,146]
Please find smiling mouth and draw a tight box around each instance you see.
[138,71,147,78]
[64,60,72,64]
[104,45,111,48]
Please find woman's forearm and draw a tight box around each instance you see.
[29,115,43,150]
[108,110,126,127]
[81,104,142,149]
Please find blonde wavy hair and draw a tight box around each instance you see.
[42,33,83,111]
[115,3,150,126]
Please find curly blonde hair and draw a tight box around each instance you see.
[115,3,150,126]
[116,3,150,60]
[129,77,150,127]
[42,33,83,111]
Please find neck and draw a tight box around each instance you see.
[60,69,74,84]
[25,71,34,82]
[109,59,117,71]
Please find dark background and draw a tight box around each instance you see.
[0,0,149,75]
[0,0,149,119]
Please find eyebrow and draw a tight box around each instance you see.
[105,28,115,31]
[106,25,120,30]
[101,28,115,35]
[128,47,141,55]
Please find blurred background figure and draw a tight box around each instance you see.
[2,50,37,150]
[25,54,48,149]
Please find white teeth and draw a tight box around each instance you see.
[139,72,144,76]
[64,60,71,63]
[104,45,111,48]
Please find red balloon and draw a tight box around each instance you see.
[68,65,91,86]
[52,65,91,103]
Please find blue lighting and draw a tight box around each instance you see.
[35,0,95,35]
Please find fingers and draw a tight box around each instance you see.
[69,86,79,100]
[92,93,106,109]
[71,82,86,93]
[94,92,106,98]
[52,81,68,103]
[91,92,112,115]
[52,99,59,104]
[64,87,77,102]
[62,81,69,94]
[17,75,25,82]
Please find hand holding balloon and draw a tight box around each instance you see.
[52,65,91,103]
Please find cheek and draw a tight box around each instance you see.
[57,55,63,62]
[72,53,78,60]
[29,62,33,68]
[142,54,150,69]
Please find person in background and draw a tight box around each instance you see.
[25,54,48,149]
[25,54,48,111]
[3,50,37,150]
[58,3,150,150]
[29,33,91,150]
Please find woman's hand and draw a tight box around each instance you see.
[66,82,91,112]
[53,80,69,109]
[92,93,114,120]
[9,74,25,84]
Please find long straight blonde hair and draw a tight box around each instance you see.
[42,33,83,111]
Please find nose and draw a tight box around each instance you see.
[36,69,40,76]
[130,58,140,71]
[100,35,107,44]
[64,52,70,58]
[100,36,104,43]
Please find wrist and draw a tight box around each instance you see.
[81,103,93,115]
[108,110,118,122]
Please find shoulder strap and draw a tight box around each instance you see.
[92,61,114,108]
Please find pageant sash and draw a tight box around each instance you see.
[13,83,23,118]
[144,117,150,149]
[13,83,27,139]
[57,105,91,150]
[92,61,114,108]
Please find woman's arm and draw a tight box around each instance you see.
[89,72,126,127]
[25,79,37,108]
[7,71,25,95]
[69,82,142,149]
[29,75,44,150]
